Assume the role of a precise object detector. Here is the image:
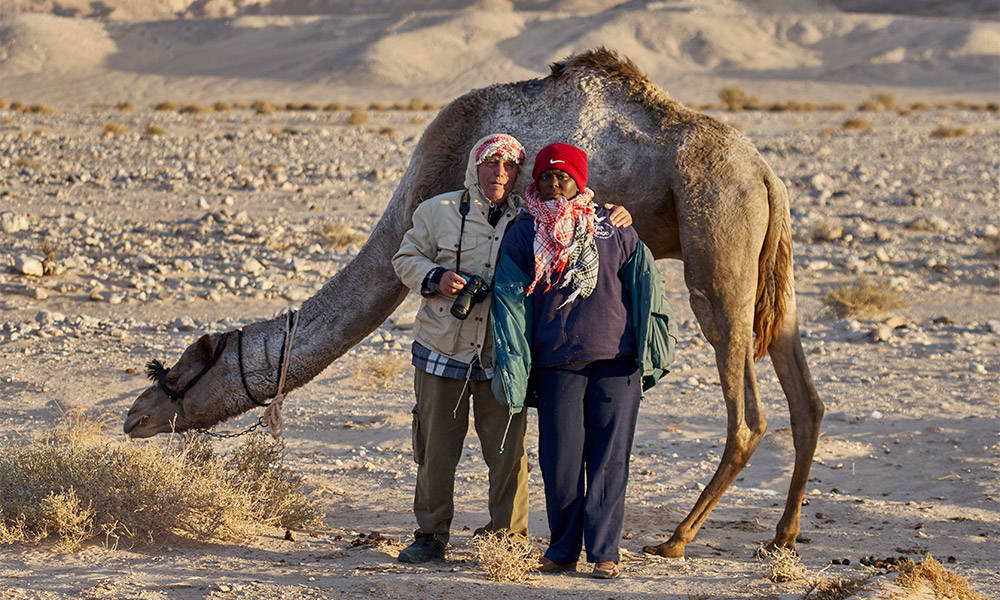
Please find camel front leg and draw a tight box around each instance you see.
[644,290,767,558]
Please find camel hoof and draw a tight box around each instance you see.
[642,541,685,558]
[758,539,798,557]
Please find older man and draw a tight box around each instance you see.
[392,134,630,563]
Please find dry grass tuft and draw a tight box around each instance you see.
[346,108,370,125]
[929,125,969,139]
[718,86,759,110]
[806,575,870,600]
[0,412,319,552]
[115,101,134,112]
[842,118,872,131]
[894,555,986,600]
[324,102,344,112]
[313,222,368,248]
[758,545,810,583]
[986,232,1000,258]
[353,353,409,390]
[28,104,57,115]
[13,156,43,170]
[153,101,179,111]
[212,101,233,112]
[407,97,433,111]
[252,100,277,115]
[824,277,906,317]
[472,532,539,583]
[102,122,129,137]
[179,104,211,115]
[143,123,167,137]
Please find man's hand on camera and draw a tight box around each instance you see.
[605,203,632,228]
[439,270,467,298]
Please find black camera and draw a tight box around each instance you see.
[450,273,491,320]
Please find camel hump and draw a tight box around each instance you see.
[549,47,649,87]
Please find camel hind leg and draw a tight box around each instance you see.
[766,294,823,551]
[644,275,768,558]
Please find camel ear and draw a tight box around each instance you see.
[194,334,215,363]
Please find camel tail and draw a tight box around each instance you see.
[753,168,792,361]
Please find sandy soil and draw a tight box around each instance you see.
[1,100,998,599]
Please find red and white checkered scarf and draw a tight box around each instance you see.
[524,182,599,306]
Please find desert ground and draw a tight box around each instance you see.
[1,1,999,599]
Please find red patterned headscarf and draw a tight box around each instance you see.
[524,142,599,306]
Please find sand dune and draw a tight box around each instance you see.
[0,1,997,106]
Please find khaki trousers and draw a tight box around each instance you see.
[411,369,529,543]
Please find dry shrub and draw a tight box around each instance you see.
[408,116,427,125]
[13,156,42,170]
[0,413,319,552]
[10,101,27,111]
[324,102,344,111]
[768,100,817,112]
[179,104,210,115]
[407,97,433,111]
[353,353,409,390]
[378,126,397,138]
[28,104,57,115]
[0,98,8,110]
[346,108,369,125]
[809,576,870,600]
[153,101,179,111]
[143,123,167,137]
[719,86,759,110]
[314,222,368,248]
[212,101,233,112]
[986,232,1000,258]
[102,122,128,137]
[368,102,387,111]
[472,532,539,582]
[842,118,872,131]
[115,101,134,111]
[252,100,277,115]
[758,545,810,583]
[929,125,968,139]
[824,277,906,317]
[894,555,986,600]
[822,102,847,111]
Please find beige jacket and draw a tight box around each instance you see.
[392,147,522,366]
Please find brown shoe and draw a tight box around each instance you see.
[592,561,621,579]
[537,557,577,573]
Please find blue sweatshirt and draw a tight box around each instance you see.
[499,206,639,368]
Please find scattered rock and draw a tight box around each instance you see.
[1,212,29,233]
[242,257,265,274]
[13,254,45,277]
[171,317,197,331]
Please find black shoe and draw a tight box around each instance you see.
[397,533,446,563]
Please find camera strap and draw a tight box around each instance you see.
[455,190,470,274]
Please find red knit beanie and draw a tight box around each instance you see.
[532,143,588,190]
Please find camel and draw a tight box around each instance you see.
[124,48,823,558]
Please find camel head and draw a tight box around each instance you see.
[124,331,236,438]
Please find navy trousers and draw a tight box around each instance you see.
[534,358,642,564]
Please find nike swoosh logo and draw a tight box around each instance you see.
[549,159,565,164]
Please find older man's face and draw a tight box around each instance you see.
[477,159,518,205]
